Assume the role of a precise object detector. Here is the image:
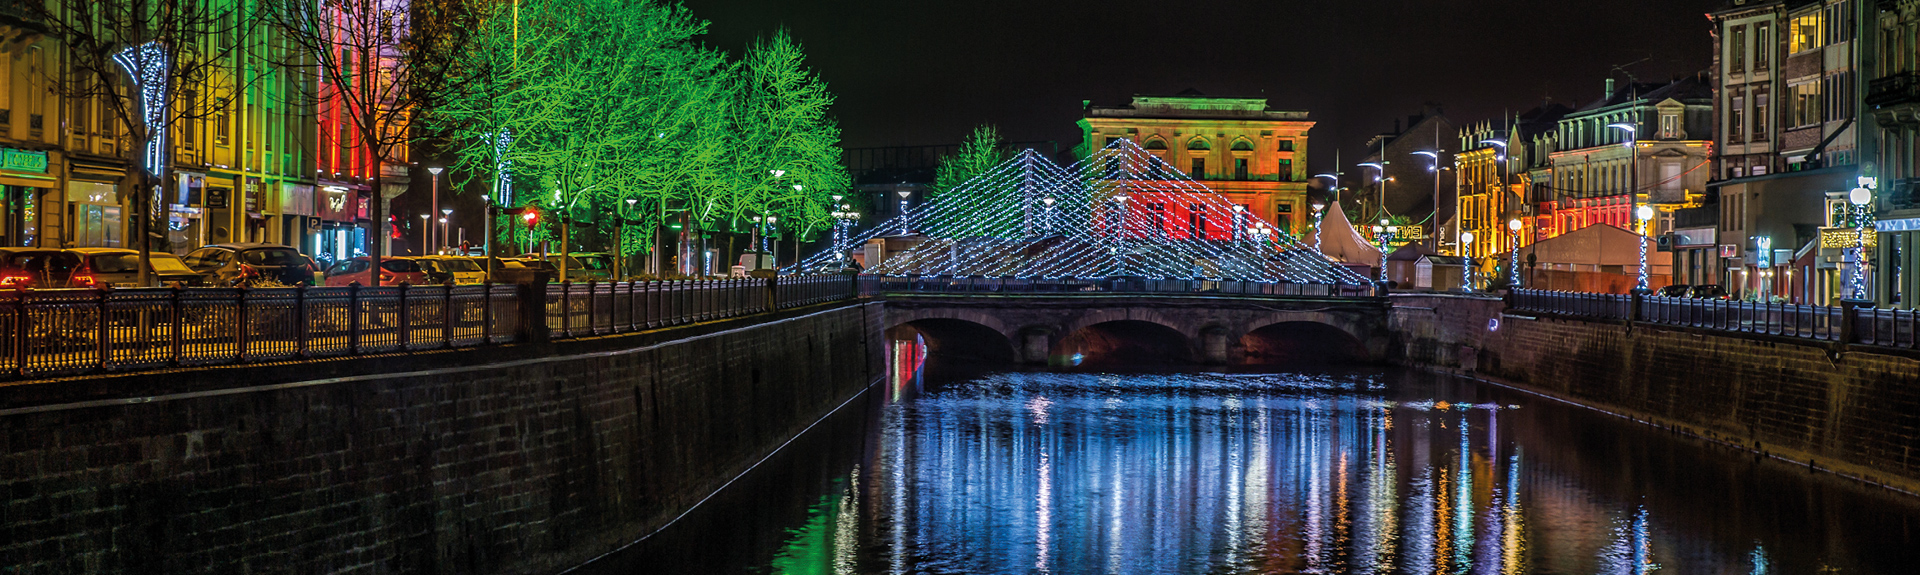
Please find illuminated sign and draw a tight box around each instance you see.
[1,149,47,173]
[1820,227,1878,249]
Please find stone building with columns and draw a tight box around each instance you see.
[1077,91,1314,237]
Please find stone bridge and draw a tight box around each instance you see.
[879,293,1391,367]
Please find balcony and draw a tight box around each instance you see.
[1868,72,1920,108]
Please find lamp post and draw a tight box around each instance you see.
[418,214,431,254]
[1848,178,1876,301]
[1372,220,1397,283]
[1508,218,1524,288]
[439,208,452,255]
[897,190,912,235]
[1482,137,1511,261]
[1358,162,1388,224]
[427,166,443,253]
[1460,231,1475,290]
[1412,150,1444,250]
[1609,122,1648,293]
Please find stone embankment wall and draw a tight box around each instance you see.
[0,301,881,574]
[1390,293,1920,493]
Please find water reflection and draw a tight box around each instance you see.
[591,369,1920,574]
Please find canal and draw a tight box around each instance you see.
[579,366,1920,574]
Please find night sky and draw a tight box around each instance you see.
[679,0,1719,174]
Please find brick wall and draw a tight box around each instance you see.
[1390,293,1920,493]
[0,301,882,574]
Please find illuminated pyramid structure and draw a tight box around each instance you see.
[805,140,1370,285]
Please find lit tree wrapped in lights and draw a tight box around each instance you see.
[722,29,850,254]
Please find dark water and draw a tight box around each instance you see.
[581,368,1920,574]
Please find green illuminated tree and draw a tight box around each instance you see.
[932,124,1009,200]
[721,29,850,247]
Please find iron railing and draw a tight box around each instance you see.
[1505,289,1920,348]
[858,275,1378,298]
[0,275,856,380]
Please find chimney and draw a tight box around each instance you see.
[1605,78,1616,99]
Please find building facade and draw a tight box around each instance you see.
[1078,93,1313,237]
[1714,0,1868,303]
[1455,104,1570,283]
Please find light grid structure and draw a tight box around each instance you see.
[802,140,1369,285]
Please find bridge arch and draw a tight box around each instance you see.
[1054,320,1195,367]
[1237,319,1371,365]
[886,317,1018,366]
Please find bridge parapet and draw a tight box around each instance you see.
[874,287,1390,366]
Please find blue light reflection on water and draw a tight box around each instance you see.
[593,369,1920,574]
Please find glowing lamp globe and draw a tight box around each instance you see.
[1636,205,1655,221]
[1460,231,1475,244]
[1850,187,1873,206]
[1508,219,1523,232]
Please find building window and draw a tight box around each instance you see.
[182,90,197,147]
[1728,96,1743,141]
[1789,11,1823,54]
[1191,158,1206,179]
[1187,203,1205,238]
[1755,22,1772,69]
[216,112,230,146]
[1278,139,1294,152]
[1234,158,1248,181]
[1791,81,1821,128]
[1661,114,1678,139]
[1144,139,1167,151]
[1731,25,1746,71]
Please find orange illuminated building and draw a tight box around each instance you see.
[1078,91,1314,238]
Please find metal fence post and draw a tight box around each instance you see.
[348,283,362,355]
[235,287,250,363]
[295,284,309,358]
[1840,298,1867,345]
[14,289,27,377]
[95,288,109,370]
[168,287,182,367]
[482,282,494,344]
[444,280,455,348]
[586,280,596,335]
[560,281,572,338]
[398,283,411,350]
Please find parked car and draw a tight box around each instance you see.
[65,248,204,287]
[0,248,80,288]
[529,252,614,281]
[182,243,317,287]
[323,256,433,287]
[1689,284,1728,299]
[1658,284,1692,298]
[417,256,487,284]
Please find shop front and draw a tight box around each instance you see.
[281,182,317,255]
[170,172,207,254]
[0,148,58,247]
[315,182,367,267]
[65,176,121,248]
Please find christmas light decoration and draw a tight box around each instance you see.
[113,42,170,176]
[797,140,1369,285]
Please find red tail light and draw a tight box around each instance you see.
[238,264,259,277]
[0,275,29,287]
[71,274,97,288]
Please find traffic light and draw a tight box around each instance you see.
[388,215,404,239]
[521,209,539,230]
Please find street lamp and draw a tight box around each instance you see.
[1372,219,1397,284]
[1508,218,1524,288]
[1609,122,1648,293]
[440,208,453,255]
[1848,178,1876,301]
[427,166,444,253]
[1309,200,1327,252]
[419,214,431,254]
[1358,162,1388,224]
[1413,150,1444,250]
[1041,196,1056,236]
[1460,231,1475,290]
